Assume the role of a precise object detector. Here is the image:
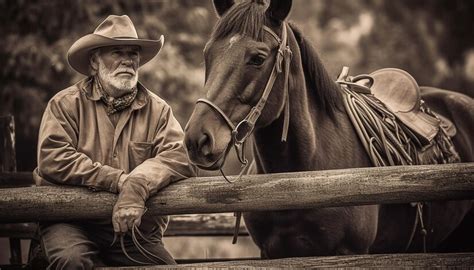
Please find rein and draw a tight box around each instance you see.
[196,22,292,183]
[112,208,169,265]
[195,22,292,245]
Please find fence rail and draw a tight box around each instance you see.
[0,214,247,238]
[96,253,474,269]
[0,163,473,222]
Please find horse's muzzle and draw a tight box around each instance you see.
[184,128,229,170]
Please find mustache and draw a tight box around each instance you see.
[113,68,136,76]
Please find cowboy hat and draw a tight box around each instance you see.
[67,15,164,75]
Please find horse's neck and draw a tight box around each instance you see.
[253,89,369,173]
[253,30,371,173]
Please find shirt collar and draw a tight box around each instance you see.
[79,76,149,110]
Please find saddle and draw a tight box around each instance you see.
[370,68,449,143]
[338,68,461,251]
[338,66,460,166]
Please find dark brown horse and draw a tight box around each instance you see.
[184,0,474,258]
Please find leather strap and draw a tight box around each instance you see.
[195,23,293,246]
[196,98,236,130]
[196,22,292,146]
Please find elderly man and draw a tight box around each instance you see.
[33,15,194,268]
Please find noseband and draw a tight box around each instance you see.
[196,22,293,182]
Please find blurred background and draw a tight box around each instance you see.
[1,0,474,263]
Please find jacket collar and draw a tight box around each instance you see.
[79,76,149,110]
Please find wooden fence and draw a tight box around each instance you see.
[1,163,473,221]
[0,162,474,268]
[1,114,474,268]
[97,253,474,269]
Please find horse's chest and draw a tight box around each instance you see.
[243,207,376,257]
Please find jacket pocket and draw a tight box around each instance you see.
[129,141,154,170]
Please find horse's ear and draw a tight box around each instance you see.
[266,0,292,23]
[213,0,235,17]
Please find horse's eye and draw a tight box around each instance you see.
[248,55,265,66]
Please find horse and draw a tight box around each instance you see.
[184,0,474,258]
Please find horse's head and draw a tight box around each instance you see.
[184,0,292,170]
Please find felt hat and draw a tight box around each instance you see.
[67,15,164,75]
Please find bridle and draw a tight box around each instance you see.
[195,22,293,183]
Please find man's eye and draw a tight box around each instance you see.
[248,55,265,66]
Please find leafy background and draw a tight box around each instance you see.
[1,0,473,261]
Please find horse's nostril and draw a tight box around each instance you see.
[197,133,212,156]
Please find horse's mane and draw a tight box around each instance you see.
[289,23,343,119]
[212,1,269,41]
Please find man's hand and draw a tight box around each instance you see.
[112,177,150,234]
[112,206,145,233]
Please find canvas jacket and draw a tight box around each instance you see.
[34,77,195,196]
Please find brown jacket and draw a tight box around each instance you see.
[34,77,194,196]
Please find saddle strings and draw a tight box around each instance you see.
[338,69,433,252]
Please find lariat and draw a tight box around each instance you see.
[337,66,460,253]
[111,224,169,265]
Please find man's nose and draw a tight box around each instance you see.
[121,58,133,65]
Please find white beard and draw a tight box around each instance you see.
[97,59,138,96]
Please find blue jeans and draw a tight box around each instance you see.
[39,220,176,270]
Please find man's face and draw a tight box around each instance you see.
[95,45,140,94]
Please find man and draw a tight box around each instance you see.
[33,15,194,268]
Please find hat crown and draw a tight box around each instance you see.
[68,14,163,75]
[94,15,138,39]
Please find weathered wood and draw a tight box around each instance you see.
[0,223,37,238]
[0,214,247,238]
[166,213,247,236]
[0,172,34,187]
[0,115,22,265]
[0,163,473,222]
[96,253,474,269]
[0,115,16,173]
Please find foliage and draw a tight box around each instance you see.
[0,0,213,170]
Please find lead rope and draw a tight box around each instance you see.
[117,225,169,265]
[232,24,292,244]
[404,202,427,252]
[111,207,169,265]
[281,42,292,142]
[198,23,292,245]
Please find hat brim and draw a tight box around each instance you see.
[67,34,164,75]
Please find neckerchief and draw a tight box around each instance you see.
[94,76,138,115]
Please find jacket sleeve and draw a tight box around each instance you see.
[127,104,195,195]
[36,96,123,193]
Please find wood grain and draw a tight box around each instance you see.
[97,253,474,269]
[0,214,247,238]
[0,163,473,222]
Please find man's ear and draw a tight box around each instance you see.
[89,50,99,74]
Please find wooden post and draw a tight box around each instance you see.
[0,115,16,172]
[0,115,22,265]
